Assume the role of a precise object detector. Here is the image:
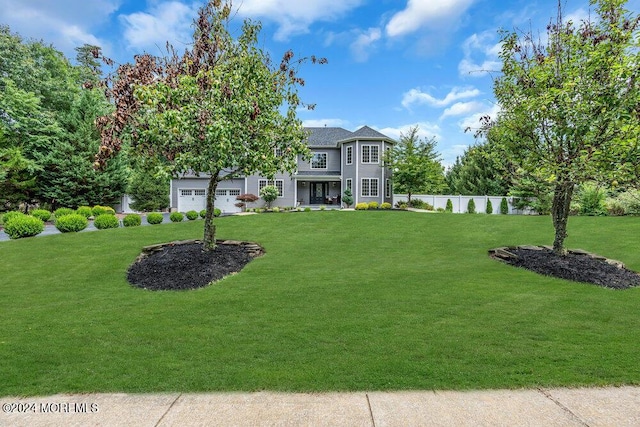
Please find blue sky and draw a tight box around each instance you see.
[2,0,639,166]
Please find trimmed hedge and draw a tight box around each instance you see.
[4,215,44,239]
[30,209,51,222]
[170,212,184,222]
[123,214,142,227]
[55,214,88,233]
[94,214,120,230]
[355,203,369,210]
[467,199,476,214]
[186,210,199,220]
[199,209,206,219]
[3,211,25,224]
[76,206,93,218]
[380,202,392,210]
[146,213,163,225]
[368,202,379,210]
[214,208,221,217]
[54,208,75,218]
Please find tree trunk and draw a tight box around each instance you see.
[203,176,219,251]
[551,180,574,255]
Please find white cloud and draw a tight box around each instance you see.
[350,28,382,62]
[236,0,363,41]
[302,118,351,128]
[457,104,501,133]
[120,2,197,53]
[0,0,118,58]
[440,101,485,120]
[386,0,476,37]
[458,31,502,78]
[376,122,442,142]
[401,86,480,109]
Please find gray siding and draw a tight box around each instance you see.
[297,148,341,173]
[246,173,297,208]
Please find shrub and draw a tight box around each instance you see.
[304,207,311,212]
[3,211,25,224]
[260,185,279,208]
[199,209,207,218]
[235,193,259,211]
[395,201,408,209]
[103,206,116,215]
[54,207,74,218]
[500,197,509,215]
[214,208,221,217]
[606,198,625,216]
[408,199,433,210]
[272,207,280,213]
[355,202,369,210]
[576,183,607,216]
[343,188,354,208]
[368,201,379,210]
[485,199,493,214]
[436,207,445,212]
[380,202,392,210]
[467,199,476,214]
[170,212,184,222]
[186,210,199,220]
[94,214,120,230]
[4,215,44,239]
[123,214,142,227]
[445,199,453,213]
[55,214,88,232]
[146,212,163,224]
[92,205,107,217]
[615,190,640,215]
[319,205,326,211]
[30,209,51,222]
[76,206,92,218]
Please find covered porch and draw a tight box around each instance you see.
[294,172,342,206]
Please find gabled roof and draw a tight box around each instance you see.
[304,125,394,147]
[349,125,390,140]
[305,127,353,147]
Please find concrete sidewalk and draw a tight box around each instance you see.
[1,387,638,426]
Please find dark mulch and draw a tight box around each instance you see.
[127,243,254,291]
[495,248,640,290]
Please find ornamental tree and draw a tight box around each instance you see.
[94,0,323,250]
[383,126,446,204]
[484,0,640,254]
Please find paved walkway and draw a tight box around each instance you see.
[1,387,638,426]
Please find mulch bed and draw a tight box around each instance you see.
[490,247,640,290]
[128,241,261,291]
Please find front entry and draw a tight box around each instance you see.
[310,182,328,204]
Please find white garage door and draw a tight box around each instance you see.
[215,189,242,213]
[178,189,207,213]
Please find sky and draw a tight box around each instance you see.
[2,0,639,167]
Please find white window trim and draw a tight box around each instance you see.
[361,178,379,197]
[311,152,328,170]
[346,178,352,191]
[385,179,391,198]
[361,145,379,164]
[258,179,285,198]
[346,146,353,165]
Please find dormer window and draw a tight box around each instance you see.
[311,152,327,169]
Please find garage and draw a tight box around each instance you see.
[214,189,242,213]
[178,189,207,213]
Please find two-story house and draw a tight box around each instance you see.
[170,125,395,213]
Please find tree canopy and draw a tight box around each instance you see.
[95,0,323,250]
[484,0,640,254]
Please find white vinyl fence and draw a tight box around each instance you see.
[393,194,535,215]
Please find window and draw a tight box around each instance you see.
[180,189,192,196]
[215,189,227,196]
[385,179,391,198]
[258,179,284,197]
[229,189,241,196]
[274,148,283,157]
[346,146,353,165]
[194,189,206,196]
[362,145,379,163]
[311,152,327,169]
[361,178,379,197]
[346,178,352,191]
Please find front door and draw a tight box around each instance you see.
[310,182,327,204]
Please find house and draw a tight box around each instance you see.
[170,125,395,213]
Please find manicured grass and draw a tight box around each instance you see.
[1,211,640,396]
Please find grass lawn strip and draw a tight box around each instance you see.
[1,212,639,395]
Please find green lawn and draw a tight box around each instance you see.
[1,211,640,396]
